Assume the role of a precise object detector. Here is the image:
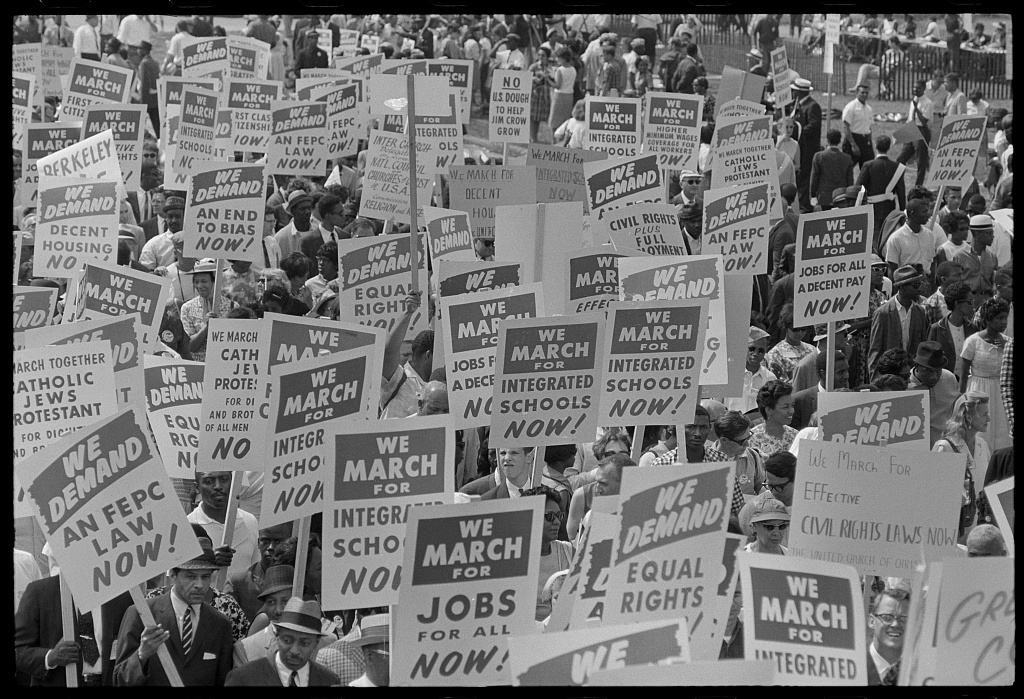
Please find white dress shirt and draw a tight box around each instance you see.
[275,651,310,687]
[73,22,101,57]
[725,365,777,414]
[842,99,874,135]
[907,94,933,126]
[896,299,912,349]
[116,15,152,47]
[869,642,894,680]
[169,586,202,638]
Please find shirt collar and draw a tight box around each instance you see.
[169,586,200,620]
[275,651,310,686]
[319,224,334,244]
[869,641,894,679]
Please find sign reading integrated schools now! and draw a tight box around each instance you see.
[584,153,662,222]
[324,416,454,610]
[491,313,605,447]
[925,115,988,190]
[642,93,703,172]
[598,299,708,424]
[585,96,642,157]
[602,463,732,638]
[507,618,689,686]
[711,114,784,221]
[267,100,328,176]
[59,58,134,124]
[618,255,728,385]
[82,104,146,191]
[225,78,281,152]
[143,356,204,481]
[566,247,637,314]
[789,440,964,578]
[393,498,543,687]
[15,404,201,611]
[173,85,219,175]
[738,552,866,686]
[702,183,772,275]
[13,286,58,349]
[793,205,872,327]
[183,161,266,263]
[261,346,380,527]
[33,177,119,279]
[442,283,543,426]
[934,558,1014,686]
[818,391,930,450]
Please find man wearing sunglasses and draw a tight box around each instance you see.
[763,452,796,507]
[725,326,776,414]
[867,585,911,685]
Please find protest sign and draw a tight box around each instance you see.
[335,53,385,78]
[337,29,359,57]
[198,318,273,471]
[598,299,708,424]
[366,73,449,119]
[41,45,74,99]
[360,33,381,54]
[711,115,784,221]
[63,259,170,351]
[442,283,542,425]
[618,255,728,385]
[183,161,265,263]
[162,107,188,190]
[584,153,662,222]
[12,44,43,108]
[266,100,328,176]
[13,72,35,151]
[702,183,772,275]
[738,552,866,685]
[25,314,144,412]
[173,86,219,175]
[436,260,522,304]
[717,98,767,121]
[818,391,930,450]
[566,248,636,314]
[261,346,380,527]
[696,532,745,661]
[896,562,939,686]
[602,463,731,640]
[297,73,356,99]
[224,78,281,153]
[82,104,146,192]
[934,558,1014,685]
[925,115,989,190]
[546,522,590,633]
[789,440,964,577]
[181,35,230,80]
[793,205,872,327]
[495,201,584,317]
[324,415,454,609]
[585,97,642,157]
[715,66,767,118]
[143,356,204,480]
[594,202,689,255]
[526,144,606,210]
[15,404,201,611]
[983,477,1014,556]
[568,510,617,629]
[412,95,464,177]
[427,59,474,124]
[424,207,476,264]
[587,659,775,686]
[20,123,80,207]
[489,69,531,143]
[226,36,270,79]
[13,285,57,349]
[37,129,122,194]
[33,177,119,278]
[310,82,361,160]
[642,93,703,172]
[770,46,793,108]
[508,618,689,686]
[157,77,219,138]
[392,498,543,686]
[59,58,133,124]
[264,313,384,369]
[358,128,433,224]
[447,165,537,239]
[491,313,604,447]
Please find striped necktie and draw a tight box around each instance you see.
[181,605,194,655]
[289,670,298,686]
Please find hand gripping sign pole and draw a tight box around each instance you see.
[59,576,78,687]
[128,586,185,687]
[407,73,421,295]
[213,474,242,591]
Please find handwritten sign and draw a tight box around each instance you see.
[793,205,872,327]
[642,93,703,172]
[447,165,537,239]
[819,391,930,450]
[358,128,433,225]
[770,46,792,108]
[585,96,642,157]
[702,183,772,275]
[526,144,606,210]
[143,356,205,480]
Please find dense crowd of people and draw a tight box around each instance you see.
[13,13,1014,688]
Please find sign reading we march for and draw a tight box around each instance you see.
[793,205,872,327]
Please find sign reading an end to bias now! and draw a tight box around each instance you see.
[793,206,872,328]
[184,162,266,263]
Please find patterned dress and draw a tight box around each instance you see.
[529,61,552,124]
[764,340,815,383]
[748,423,799,457]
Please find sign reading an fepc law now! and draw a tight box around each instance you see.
[393,498,542,686]
[793,205,872,328]
[702,183,772,275]
[925,115,988,191]
[267,100,328,176]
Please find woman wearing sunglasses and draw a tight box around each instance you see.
[744,497,790,555]
[523,487,574,623]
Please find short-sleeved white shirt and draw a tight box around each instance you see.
[842,99,874,135]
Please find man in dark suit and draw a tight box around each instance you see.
[856,135,907,253]
[866,583,911,685]
[294,30,329,79]
[113,537,234,686]
[459,445,536,499]
[927,281,977,382]
[868,266,930,382]
[15,575,133,686]
[790,350,849,430]
[792,78,822,212]
[140,187,166,243]
[809,130,854,211]
[225,598,339,686]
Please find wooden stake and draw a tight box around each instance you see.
[128,586,184,687]
[210,261,226,319]
[59,576,78,687]
[292,516,311,598]
[212,472,241,592]
[927,186,945,233]
[825,321,837,392]
[407,73,421,295]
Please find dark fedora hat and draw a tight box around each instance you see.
[912,340,947,369]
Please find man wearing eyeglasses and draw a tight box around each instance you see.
[724,326,776,413]
[762,452,796,506]
[866,586,911,685]
[225,523,292,622]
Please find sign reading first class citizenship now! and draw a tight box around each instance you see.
[59,58,134,124]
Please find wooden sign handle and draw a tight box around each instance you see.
[212,472,241,591]
[128,586,184,687]
[292,516,311,597]
[407,72,421,295]
[58,576,78,688]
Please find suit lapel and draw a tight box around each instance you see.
[155,595,186,660]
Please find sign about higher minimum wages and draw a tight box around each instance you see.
[642,93,703,172]
[392,498,543,687]
[793,205,872,328]
[490,313,605,447]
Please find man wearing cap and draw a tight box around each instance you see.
[907,341,961,446]
[672,171,704,253]
[141,195,185,271]
[791,323,851,393]
[274,190,314,259]
[791,78,821,212]
[869,265,929,381]
[725,327,777,413]
[114,537,234,686]
[491,32,526,70]
[753,13,779,72]
[746,47,768,77]
[232,564,294,667]
[295,29,329,78]
[791,350,849,430]
[841,84,875,171]
[225,523,292,622]
[884,199,942,279]
[226,598,338,686]
[866,584,910,685]
[118,228,149,273]
[953,215,999,310]
[348,613,391,686]
[73,15,102,61]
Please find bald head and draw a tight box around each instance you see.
[417,381,449,416]
[967,524,1007,557]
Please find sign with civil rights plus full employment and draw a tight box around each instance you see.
[324,415,454,610]
[738,553,866,686]
[393,498,543,686]
[702,183,772,275]
[642,93,703,172]
[925,115,988,191]
[585,97,642,157]
[491,313,605,447]
[183,161,266,263]
[594,202,689,256]
[793,205,872,327]
[15,404,201,611]
[819,391,930,450]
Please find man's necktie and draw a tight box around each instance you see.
[882,660,900,686]
[78,611,100,666]
[289,670,299,686]
[181,606,194,656]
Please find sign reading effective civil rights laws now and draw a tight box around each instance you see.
[793,205,872,327]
